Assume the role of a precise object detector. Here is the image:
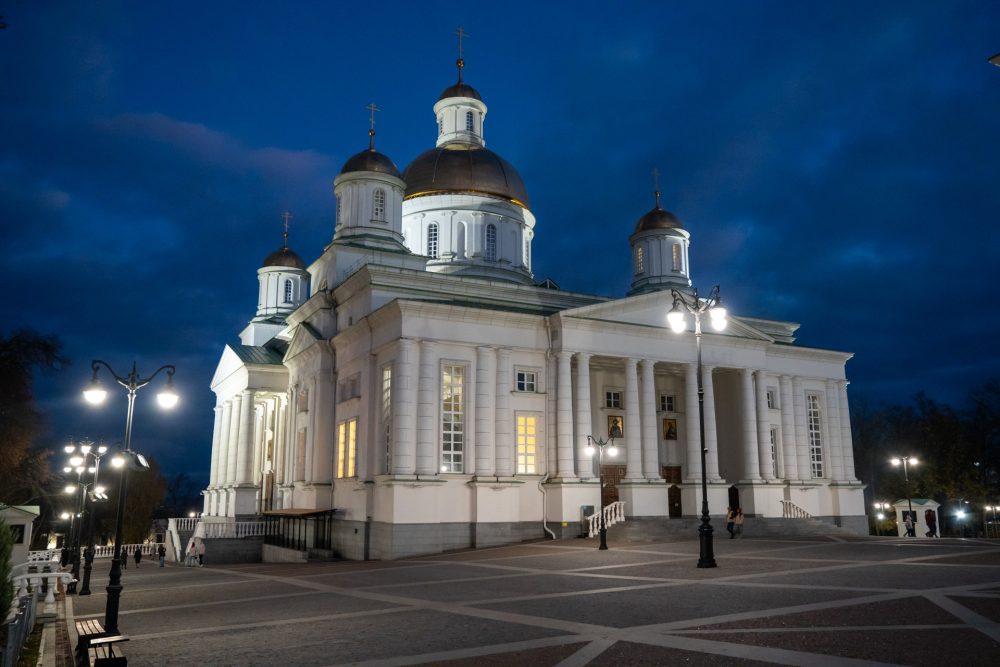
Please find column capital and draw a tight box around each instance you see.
[575,351,592,362]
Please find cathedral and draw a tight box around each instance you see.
[202,53,866,560]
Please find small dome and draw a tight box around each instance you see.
[262,247,305,270]
[403,145,530,208]
[340,149,402,179]
[438,81,482,102]
[634,206,682,233]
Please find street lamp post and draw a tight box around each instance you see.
[667,285,727,568]
[83,360,177,635]
[66,440,110,596]
[872,501,892,536]
[890,456,918,536]
[585,434,619,550]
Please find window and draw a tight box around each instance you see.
[807,394,824,478]
[10,524,25,544]
[635,246,644,274]
[515,369,537,392]
[766,389,777,409]
[485,224,497,261]
[437,115,443,136]
[523,236,531,269]
[283,279,293,303]
[516,414,538,474]
[672,244,682,272]
[441,364,466,472]
[770,427,779,478]
[605,390,623,409]
[336,418,357,478]
[660,394,675,412]
[382,366,392,473]
[427,223,439,258]
[373,188,386,221]
[336,196,342,224]
[465,110,474,131]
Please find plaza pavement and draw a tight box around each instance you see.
[60,534,1000,666]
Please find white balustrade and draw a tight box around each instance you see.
[586,501,627,538]
[7,571,75,620]
[27,549,59,563]
[779,499,812,519]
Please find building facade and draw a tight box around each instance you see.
[203,58,866,559]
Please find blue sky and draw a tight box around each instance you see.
[3,2,999,484]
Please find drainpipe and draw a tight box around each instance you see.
[539,473,556,540]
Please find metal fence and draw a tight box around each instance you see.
[262,511,338,552]
[1,595,36,667]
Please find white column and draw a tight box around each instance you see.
[546,353,558,476]
[640,359,659,479]
[684,362,701,482]
[826,381,845,481]
[226,393,241,484]
[703,366,722,481]
[779,375,798,480]
[793,378,811,480]
[495,348,513,476]
[756,371,775,480]
[416,340,437,475]
[624,358,642,481]
[839,381,857,481]
[574,353,593,479]
[475,346,495,477]
[208,406,224,487]
[740,368,762,481]
[312,370,335,484]
[274,395,287,486]
[392,339,418,475]
[556,351,575,479]
[236,390,255,485]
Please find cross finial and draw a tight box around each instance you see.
[454,27,470,82]
[652,167,661,209]
[365,102,380,150]
[282,211,293,250]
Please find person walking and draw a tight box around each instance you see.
[925,509,938,538]
[196,540,205,567]
[734,508,745,538]
[121,546,127,569]
[158,543,166,567]
[904,513,915,537]
[133,544,142,568]
[725,507,736,538]
[186,541,198,567]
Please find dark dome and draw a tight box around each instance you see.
[262,247,306,270]
[340,149,402,179]
[634,206,683,233]
[438,81,482,102]
[403,146,530,208]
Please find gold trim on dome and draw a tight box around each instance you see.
[404,189,527,209]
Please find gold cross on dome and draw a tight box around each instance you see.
[454,27,469,60]
[651,168,662,208]
[366,102,380,149]
[282,211,293,249]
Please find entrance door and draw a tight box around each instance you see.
[668,485,682,518]
[728,486,740,511]
[601,464,626,507]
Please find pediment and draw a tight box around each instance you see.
[558,291,776,343]
[284,322,326,361]
[211,345,248,390]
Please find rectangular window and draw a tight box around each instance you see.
[672,244,682,272]
[516,414,538,474]
[659,394,675,412]
[515,369,537,392]
[382,366,392,473]
[605,390,623,409]
[441,364,466,473]
[770,427,779,478]
[766,389,777,410]
[807,394,824,478]
[337,418,357,478]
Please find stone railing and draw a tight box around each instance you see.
[27,549,60,563]
[199,521,277,539]
[92,543,163,559]
[169,517,200,532]
[587,501,627,538]
[8,570,75,620]
[779,499,813,519]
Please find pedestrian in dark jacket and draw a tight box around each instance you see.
[133,545,142,567]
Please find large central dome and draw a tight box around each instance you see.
[403,145,531,208]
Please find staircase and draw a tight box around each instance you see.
[585,501,627,537]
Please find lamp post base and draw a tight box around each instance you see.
[79,548,94,595]
[697,518,717,568]
[598,526,608,550]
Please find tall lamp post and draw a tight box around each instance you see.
[585,434,619,550]
[667,285,727,568]
[61,454,94,593]
[872,501,892,536]
[83,360,177,635]
[890,456,918,536]
[66,440,111,596]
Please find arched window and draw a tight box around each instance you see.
[485,224,497,261]
[336,196,342,225]
[284,279,294,303]
[672,244,682,272]
[437,115,443,136]
[523,236,531,269]
[373,188,386,222]
[465,110,474,131]
[427,223,439,258]
[635,247,644,274]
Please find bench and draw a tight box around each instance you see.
[75,619,128,666]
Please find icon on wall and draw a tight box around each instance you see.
[608,415,623,438]
[663,418,677,440]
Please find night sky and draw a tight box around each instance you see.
[3,2,999,487]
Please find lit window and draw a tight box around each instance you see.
[373,188,386,221]
[660,394,675,412]
[427,223,439,258]
[382,366,392,473]
[807,394,824,478]
[605,390,623,409]
[770,427,779,478]
[516,414,538,474]
[441,365,466,472]
[284,279,293,303]
[516,370,536,392]
[766,389,776,410]
[465,110,474,131]
[336,418,357,478]
[485,224,497,261]
[672,244,682,272]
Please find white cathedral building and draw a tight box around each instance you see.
[203,56,866,560]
